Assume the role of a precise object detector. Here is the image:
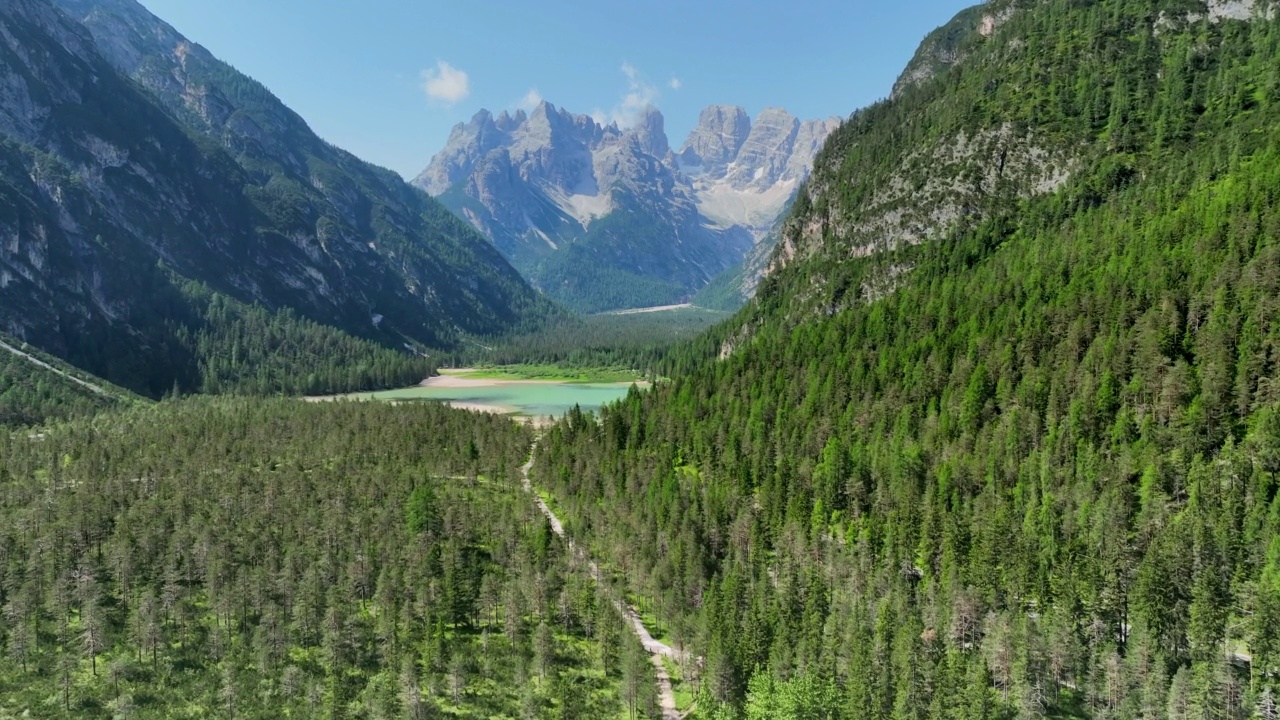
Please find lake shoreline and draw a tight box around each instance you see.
[306,368,642,421]
[425,369,650,390]
[435,365,651,386]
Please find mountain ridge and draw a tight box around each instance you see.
[417,100,837,312]
[0,0,554,395]
[51,0,556,342]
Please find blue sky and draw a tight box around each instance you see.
[138,0,976,179]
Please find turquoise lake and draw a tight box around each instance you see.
[352,381,639,418]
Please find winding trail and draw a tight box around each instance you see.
[519,445,688,720]
[0,339,113,397]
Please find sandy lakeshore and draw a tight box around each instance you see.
[419,372,526,389]
[305,370,641,427]
[445,400,518,414]
[308,391,526,419]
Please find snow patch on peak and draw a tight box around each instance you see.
[529,224,558,250]
[695,178,798,231]
[539,181,612,229]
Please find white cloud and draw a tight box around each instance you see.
[669,78,682,90]
[517,88,543,111]
[421,61,470,105]
[602,61,660,128]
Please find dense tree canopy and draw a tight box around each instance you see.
[0,399,656,718]
[7,2,1280,720]
[534,2,1280,718]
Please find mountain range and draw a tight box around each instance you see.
[0,0,552,396]
[416,101,838,312]
[4,0,1280,717]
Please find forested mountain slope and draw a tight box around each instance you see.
[0,333,141,425]
[534,1,1280,718]
[0,0,551,397]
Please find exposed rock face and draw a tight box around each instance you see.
[679,106,839,236]
[1201,0,1275,21]
[415,101,837,311]
[736,0,1093,337]
[798,124,1074,261]
[677,105,751,172]
[722,107,801,189]
[417,109,518,196]
[629,107,670,159]
[1158,0,1274,35]
[787,118,839,183]
[891,4,996,99]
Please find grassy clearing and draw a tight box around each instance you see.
[442,364,645,383]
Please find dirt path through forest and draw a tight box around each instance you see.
[519,444,688,720]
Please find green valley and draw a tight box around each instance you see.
[4,0,1280,719]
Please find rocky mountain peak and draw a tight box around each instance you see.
[753,106,799,129]
[678,104,751,171]
[415,99,836,311]
[494,109,522,132]
[675,105,839,233]
[517,101,611,149]
[725,107,800,187]
[519,100,564,140]
[626,106,669,158]
[416,109,511,195]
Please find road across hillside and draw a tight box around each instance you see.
[0,340,113,397]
